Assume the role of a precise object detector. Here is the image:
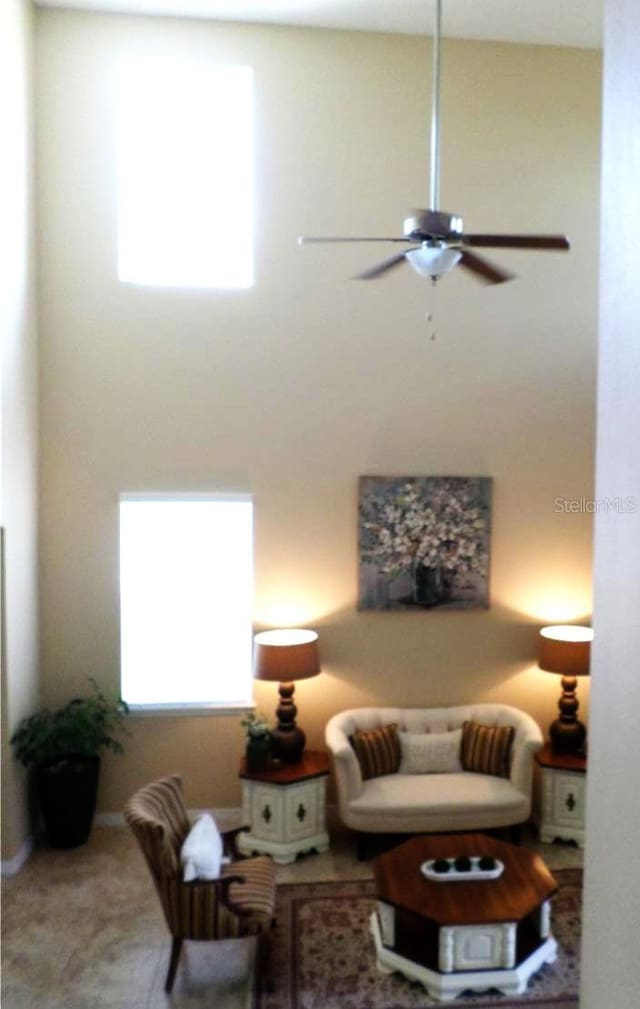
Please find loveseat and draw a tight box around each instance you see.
[325,704,543,843]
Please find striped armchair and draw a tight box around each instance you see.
[124,774,276,993]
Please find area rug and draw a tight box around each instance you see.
[257,869,581,1009]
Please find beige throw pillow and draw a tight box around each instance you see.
[398,728,463,774]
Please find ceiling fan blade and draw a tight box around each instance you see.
[298,236,410,245]
[458,249,515,285]
[354,252,408,280]
[462,234,570,251]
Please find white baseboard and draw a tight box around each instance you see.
[94,812,126,827]
[1,835,34,877]
[2,808,248,873]
[95,806,244,828]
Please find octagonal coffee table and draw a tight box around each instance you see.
[371,833,558,1002]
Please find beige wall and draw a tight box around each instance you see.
[581,0,640,1003]
[1,0,40,866]
[34,10,601,813]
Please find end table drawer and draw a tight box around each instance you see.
[550,772,585,827]
[284,781,322,841]
[246,784,284,841]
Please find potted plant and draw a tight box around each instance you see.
[241,712,272,772]
[10,679,128,849]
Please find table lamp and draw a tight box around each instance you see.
[253,628,320,763]
[538,624,593,753]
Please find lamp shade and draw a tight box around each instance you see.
[253,629,320,683]
[539,625,592,676]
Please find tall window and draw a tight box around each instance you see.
[119,494,253,709]
[115,59,253,289]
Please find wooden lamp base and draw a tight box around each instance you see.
[270,681,306,763]
[549,674,587,753]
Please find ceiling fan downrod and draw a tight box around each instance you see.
[297,0,570,288]
[429,0,443,212]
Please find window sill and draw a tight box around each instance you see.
[126,703,254,718]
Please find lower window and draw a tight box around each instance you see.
[119,493,253,710]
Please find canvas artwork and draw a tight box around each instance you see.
[358,476,492,611]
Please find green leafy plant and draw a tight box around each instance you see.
[10,679,129,770]
[240,711,271,739]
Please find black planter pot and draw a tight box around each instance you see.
[246,735,271,773]
[36,754,100,849]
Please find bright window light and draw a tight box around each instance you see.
[119,495,253,708]
[116,59,253,289]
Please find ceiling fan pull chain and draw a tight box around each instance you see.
[429,0,443,212]
[425,283,438,340]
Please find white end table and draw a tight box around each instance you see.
[238,749,330,864]
[535,742,587,848]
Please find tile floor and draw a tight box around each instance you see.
[1,816,582,1009]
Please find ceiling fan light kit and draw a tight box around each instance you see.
[405,244,461,280]
[299,0,570,287]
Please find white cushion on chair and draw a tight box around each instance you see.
[181,813,223,881]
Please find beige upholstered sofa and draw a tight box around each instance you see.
[325,704,543,839]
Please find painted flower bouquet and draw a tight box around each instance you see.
[360,478,489,580]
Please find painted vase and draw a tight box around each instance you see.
[412,562,450,607]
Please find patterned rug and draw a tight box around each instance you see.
[258,868,581,1009]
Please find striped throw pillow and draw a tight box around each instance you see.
[351,723,401,780]
[460,721,514,778]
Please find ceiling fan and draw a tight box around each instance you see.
[298,0,570,286]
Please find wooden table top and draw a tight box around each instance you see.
[374,834,557,926]
[239,748,330,783]
[535,742,587,772]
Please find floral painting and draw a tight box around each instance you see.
[358,476,491,610]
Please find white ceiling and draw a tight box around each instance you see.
[34,0,603,49]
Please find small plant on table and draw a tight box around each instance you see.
[241,712,272,772]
